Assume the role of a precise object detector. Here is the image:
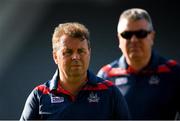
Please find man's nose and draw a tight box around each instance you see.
[72,53,80,60]
[130,35,139,42]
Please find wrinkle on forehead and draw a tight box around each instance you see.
[55,35,89,51]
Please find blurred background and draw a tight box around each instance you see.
[0,0,179,119]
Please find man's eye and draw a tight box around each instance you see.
[63,50,72,56]
[78,49,86,54]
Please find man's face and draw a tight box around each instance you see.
[118,19,155,63]
[53,35,91,79]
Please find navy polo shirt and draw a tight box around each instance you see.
[20,70,130,120]
[97,51,180,119]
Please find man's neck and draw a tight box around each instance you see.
[59,75,87,95]
[127,58,150,72]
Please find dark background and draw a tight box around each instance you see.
[0,0,179,119]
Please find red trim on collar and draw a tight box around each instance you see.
[57,81,74,95]
[57,81,76,101]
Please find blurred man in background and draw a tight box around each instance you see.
[97,8,180,120]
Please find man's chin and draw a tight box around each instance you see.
[69,71,83,76]
[129,54,143,60]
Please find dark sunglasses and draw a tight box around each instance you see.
[120,30,152,39]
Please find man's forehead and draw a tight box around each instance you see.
[59,35,86,43]
[117,19,129,33]
[118,19,149,33]
[58,41,88,50]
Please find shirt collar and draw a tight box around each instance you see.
[49,69,99,91]
[118,55,128,69]
[49,69,59,91]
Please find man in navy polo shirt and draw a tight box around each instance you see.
[20,22,130,120]
[97,8,180,120]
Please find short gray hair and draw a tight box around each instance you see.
[117,8,154,33]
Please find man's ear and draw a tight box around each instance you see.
[150,31,156,46]
[117,33,121,49]
[53,50,58,64]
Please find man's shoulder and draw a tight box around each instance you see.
[158,55,180,68]
[166,59,180,72]
[98,59,120,73]
[96,76,114,86]
[97,57,127,79]
[93,78,122,96]
[86,79,117,92]
[87,72,115,90]
[33,80,51,94]
[89,71,113,85]
[155,54,180,75]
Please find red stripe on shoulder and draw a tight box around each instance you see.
[167,60,178,67]
[35,85,50,94]
[82,80,114,91]
[101,65,112,72]
[157,60,178,73]
[104,80,114,86]
[108,68,128,77]
[157,65,170,73]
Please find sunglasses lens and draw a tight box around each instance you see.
[120,30,151,39]
[121,31,133,39]
[135,30,150,38]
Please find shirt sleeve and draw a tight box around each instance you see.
[20,88,40,121]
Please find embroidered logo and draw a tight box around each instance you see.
[149,75,160,85]
[51,96,64,103]
[88,92,100,103]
